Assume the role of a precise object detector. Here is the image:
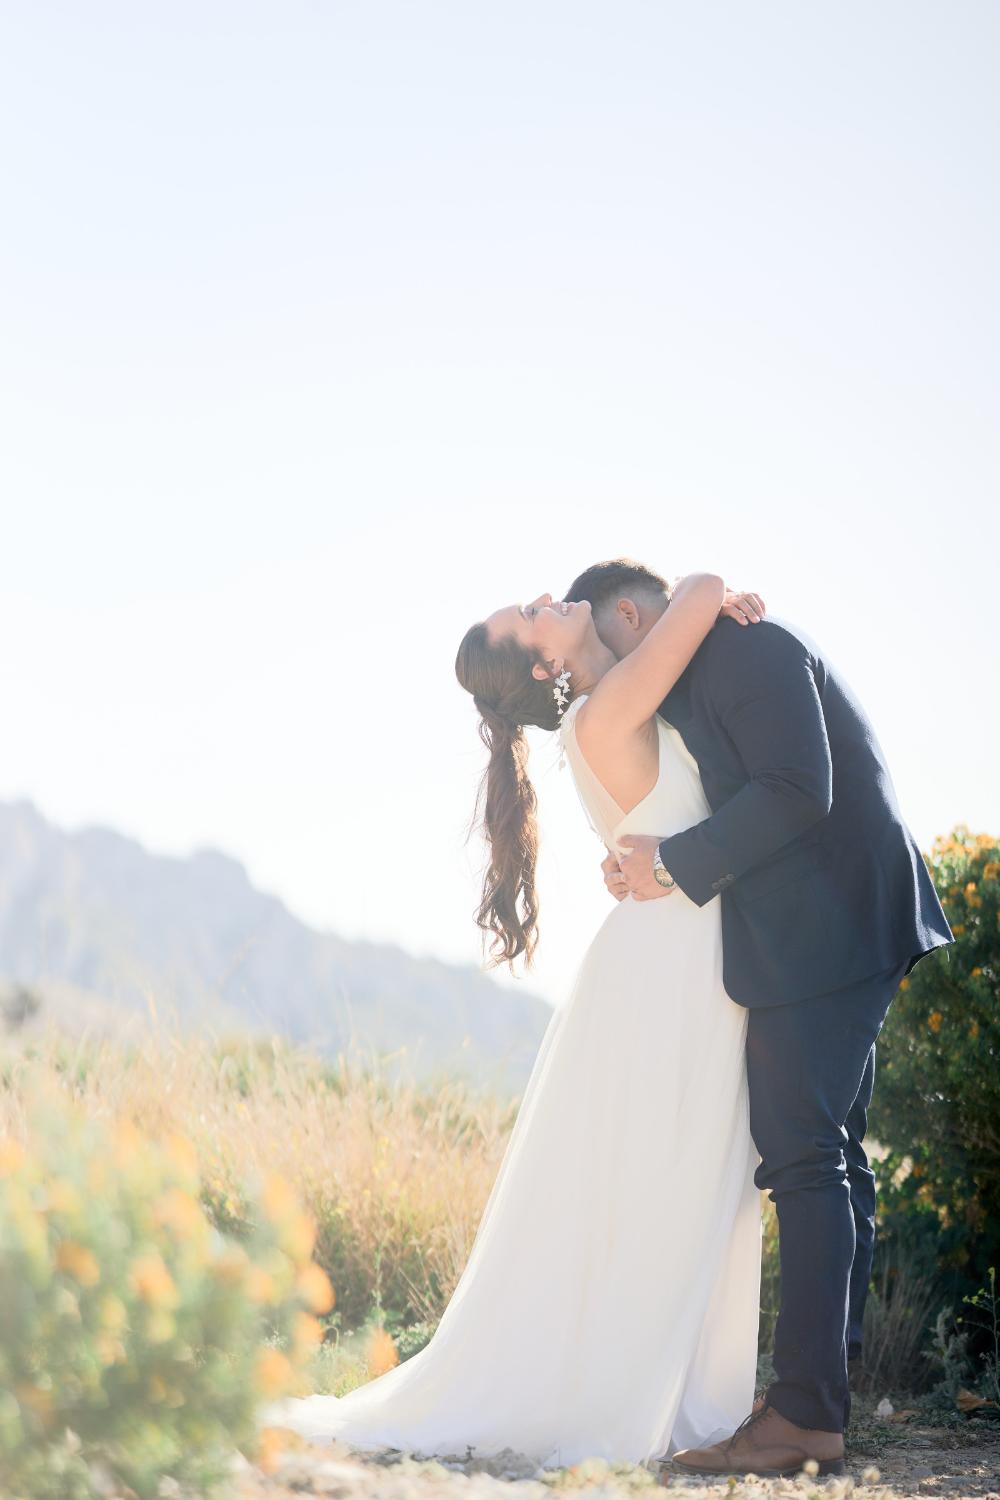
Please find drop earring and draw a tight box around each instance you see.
[552,668,572,718]
[553,667,572,769]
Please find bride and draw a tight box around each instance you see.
[261,573,765,1470]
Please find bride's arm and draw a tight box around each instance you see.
[581,572,727,736]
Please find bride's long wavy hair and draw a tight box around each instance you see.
[454,623,564,970]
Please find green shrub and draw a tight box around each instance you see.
[870,826,1000,1345]
[0,1075,334,1500]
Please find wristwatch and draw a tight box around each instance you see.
[652,847,677,890]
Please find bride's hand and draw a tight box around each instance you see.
[720,589,766,626]
[601,849,628,903]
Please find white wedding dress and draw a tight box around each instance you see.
[260,697,761,1468]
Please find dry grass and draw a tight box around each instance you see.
[6,1021,995,1499]
[0,1020,518,1331]
[0,1017,949,1394]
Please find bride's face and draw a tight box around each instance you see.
[485,593,594,672]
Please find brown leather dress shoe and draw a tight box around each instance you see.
[668,1404,845,1479]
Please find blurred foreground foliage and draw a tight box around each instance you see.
[0,1076,332,1500]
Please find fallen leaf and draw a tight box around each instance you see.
[956,1388,998,1413]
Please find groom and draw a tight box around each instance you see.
[564,558,952,1478]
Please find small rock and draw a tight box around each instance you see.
[876,1397,895,1419]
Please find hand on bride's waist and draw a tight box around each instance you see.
[604,835,678,902]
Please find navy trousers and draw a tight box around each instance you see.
[746,959,909,1433]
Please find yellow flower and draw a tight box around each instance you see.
[296,1262,336,1314]
[970,1022,980,1039]
[47,1178,83,1216]
[366,1327,399,1377]
[85,1157,110,1195]
[256,1427,291,1476]
[928,1011,942,1033]
[146,1309,177,1344]
[255,1347,293,1397]
[971,967,983,978]
[279,1210,317,1264]
[112,1118,144,1165]
[128,1253,180,1308]
[0,1138,26,1176]
[55,1240,101,1287]
[292,1310,323,1353]
[953,925,966,937]
[96,1333,127,1366]
[15,1381,55,1429]
[261,1173,298,1225]
[153,1187,205,1238]
[983,862,1000,882]
[163,1132,200,1184]
[245,1267,278,1304]
[966,881,979,894]
[99,1293,128,1331]
[899,977,910,992]
[11,1205,48,1262]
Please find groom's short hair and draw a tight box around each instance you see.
[565,558,670,614]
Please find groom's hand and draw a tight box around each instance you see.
[618,835,676,901]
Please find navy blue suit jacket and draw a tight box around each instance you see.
[657,615,952,1008]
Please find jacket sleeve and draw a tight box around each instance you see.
[658,624,834,907]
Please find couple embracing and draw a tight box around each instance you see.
[263,559,952,1478]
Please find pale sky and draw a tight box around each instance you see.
[1,1,996,1008]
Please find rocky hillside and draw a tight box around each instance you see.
[0,800,551,1092]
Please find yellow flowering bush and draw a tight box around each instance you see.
[869,826,999,1339]
[0,1076,334,1500]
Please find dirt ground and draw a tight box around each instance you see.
[232,1416,1000,1500]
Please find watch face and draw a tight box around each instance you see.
[654,867,674,888]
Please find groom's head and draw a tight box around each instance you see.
[564,558,670,660]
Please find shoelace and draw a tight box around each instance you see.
[721,1403,772,1457]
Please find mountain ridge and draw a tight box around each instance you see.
[0,799,552,1092]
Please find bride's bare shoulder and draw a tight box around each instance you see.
[571,694,599,746]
